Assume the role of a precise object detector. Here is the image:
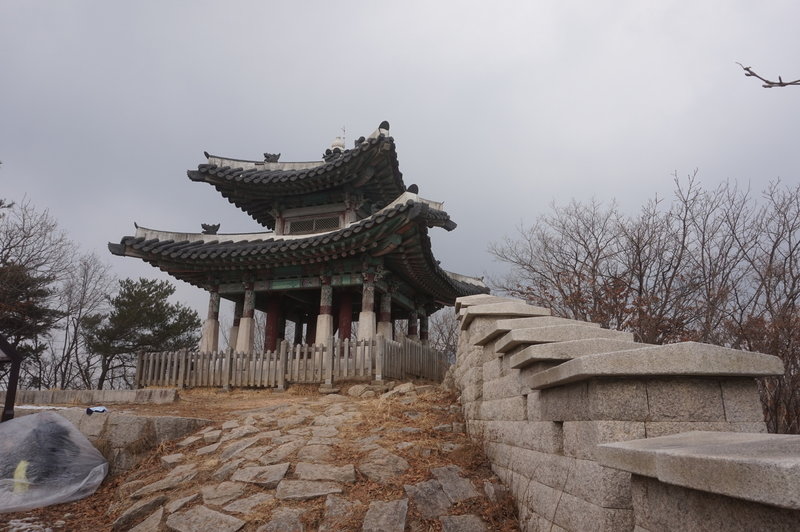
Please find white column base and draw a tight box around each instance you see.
[227,325,239,351]
[200,318,219,352]
[235,317,255,353]
[357,311,377,340]
[315,314,333,345]
[377,321,393,340]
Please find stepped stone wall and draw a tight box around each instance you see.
[450,294,800,531]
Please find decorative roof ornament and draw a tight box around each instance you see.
[323,136,347,162]
[407,184,419,194]
[201,223,220,235]
[263,153,281,163]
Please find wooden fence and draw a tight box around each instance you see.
[136,335,448,389]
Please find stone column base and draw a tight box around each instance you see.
[358,311,377,340]
[377,321,393,340]
[199,318,219,352]
[315,314,334,345]
[235,317,255,353]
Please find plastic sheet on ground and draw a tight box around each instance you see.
[0,411,108,513]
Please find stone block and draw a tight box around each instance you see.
[478,397,527,421]
[527,390,544,421]
[404,479,452,518]
[597,430,800,510]
[586,379,648,421]
[644,421,766,438]
[721,378,765,422]
[483,441,513,469]
[511,448,573,489]
[482,357,503,381]
[473,316,600,347]
[552,491,634,532]
[455,294,520,313]
[630,474,800,532]
[563,420,645,460]
[482,420,563,453]
[482,373,528,401]
[562,458,632,508]
[538,382,588,421]
[275,480,342,500]
[460,301,551,330]
[646,378,725,421]
[529,341,784,390]
[523,478,562,521]
[495,325,633,354]
[509,338,644,369]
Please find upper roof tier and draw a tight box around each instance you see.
[188,122,406,229]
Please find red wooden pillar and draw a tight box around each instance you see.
[338,290,353,340]
[264,295,283,352]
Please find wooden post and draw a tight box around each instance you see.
[324,336,334,386]
[177,349,187,389]
[223,349,233,390]
[375,335,384,382]
[277,340,287,390]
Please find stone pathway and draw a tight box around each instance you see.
[106,382,517,531]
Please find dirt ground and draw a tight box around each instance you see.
[2,383,519,531]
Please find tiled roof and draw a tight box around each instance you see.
[110,199,488,304]
[187,135,406,229]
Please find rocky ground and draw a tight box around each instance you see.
[3,382,519,531]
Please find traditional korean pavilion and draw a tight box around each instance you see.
[109,121,488,354]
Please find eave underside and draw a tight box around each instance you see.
[110,201,488,309]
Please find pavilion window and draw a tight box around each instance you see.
[285,214,341,235]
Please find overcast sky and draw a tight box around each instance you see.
[2,1,800,317]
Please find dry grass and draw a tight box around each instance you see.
[3,384,519,531]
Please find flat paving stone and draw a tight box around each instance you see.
[359,448,410,482]
[297,444,333,462]
[431,465,480,503]
[404,479,452,518]
[165,505,244,532]
[223,492,274,514]
[129,507,163,532]
[213,458,245,481]
[440,514,488,532]
[195,442,221,455]
[362,499,408,532]
[220,424,260,442]
[201,481,246,506]
[260,439,306,464]
[231,463,290,488]
[132,466,197,499]
[113,495,166,530]
[276,479,342,500]
[257,507,305,532]
[165,494,197,514]
[320,495,362,532]
[295,462,356,483]
[220,435,261,459]
[160,453,184,466]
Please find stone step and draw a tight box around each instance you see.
[474,316,601,346]
[454,294,520,313]
[597,431,800,511]
[459,301,551,330]
[495,326,635,354]
[509,338,646,369]
[528,341,784,389]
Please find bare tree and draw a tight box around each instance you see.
[490,176,800,433]
[737,62,800,88]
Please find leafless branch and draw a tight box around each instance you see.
[737,62,800,88]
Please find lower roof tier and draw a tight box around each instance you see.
[109,196,489,306]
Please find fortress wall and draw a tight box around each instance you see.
[450,295,800,531]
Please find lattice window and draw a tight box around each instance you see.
[286,215,341,235]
